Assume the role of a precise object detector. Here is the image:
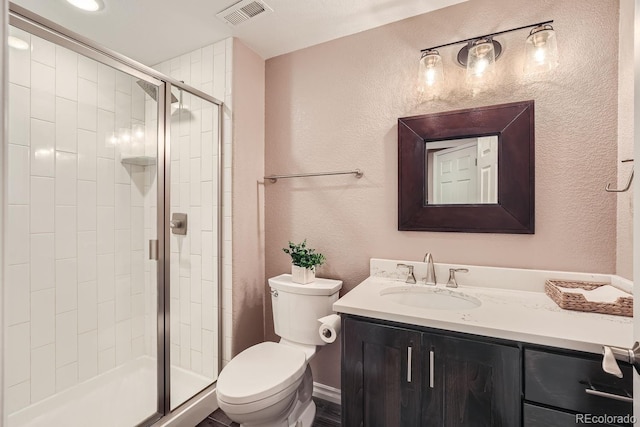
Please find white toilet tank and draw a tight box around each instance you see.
[268,274,342,346]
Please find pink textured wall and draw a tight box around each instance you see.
[231,39,266,355]
[617,0,634,280]
[265,0,622,388]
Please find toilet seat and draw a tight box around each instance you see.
[217,342,307,406]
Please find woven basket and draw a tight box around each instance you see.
[545,280,633,317]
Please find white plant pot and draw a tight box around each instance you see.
[291,265,315,284]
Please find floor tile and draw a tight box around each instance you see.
[201,397,340,427]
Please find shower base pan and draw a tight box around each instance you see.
[8,356,214,427]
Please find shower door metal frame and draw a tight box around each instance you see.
[0,1,7,426]
[162,83,224,416]
[7,4,224,426]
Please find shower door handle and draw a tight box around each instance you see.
[149,240,159,260]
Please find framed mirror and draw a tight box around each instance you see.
[398,101,534,233]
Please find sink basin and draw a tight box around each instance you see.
[380,286,481,310]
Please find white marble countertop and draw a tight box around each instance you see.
[333,260,633,354]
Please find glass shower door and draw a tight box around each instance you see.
[5,24,162,427]
[167,86,221,409]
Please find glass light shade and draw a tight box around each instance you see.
[418,50,444,89]
[466,38,496,82]
[524,25,558,74]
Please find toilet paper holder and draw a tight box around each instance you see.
[318,314,341,344]
[602,342,640,378]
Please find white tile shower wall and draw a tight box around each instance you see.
[150,38,231,379]
[5,27,151,412]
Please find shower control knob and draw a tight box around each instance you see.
[170,213,187,235]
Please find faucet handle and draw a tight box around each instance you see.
[446,268,468,288]
[396,263,417,284]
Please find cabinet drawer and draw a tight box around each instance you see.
[524,349,633,416]
[523,403,577,427]
[524,403,624,427]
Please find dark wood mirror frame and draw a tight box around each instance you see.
[398,100,535,233]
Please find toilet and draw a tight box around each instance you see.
[216,274,342,427]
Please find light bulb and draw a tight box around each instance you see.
[472,59,489,76]
[425,68,436,85]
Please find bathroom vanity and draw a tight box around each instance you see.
[335,259,634,427]
[342,316,520,426]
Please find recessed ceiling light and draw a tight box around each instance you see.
[66,0,104,12]
[8,36,29,50]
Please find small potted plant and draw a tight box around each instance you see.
[283,239,326,284]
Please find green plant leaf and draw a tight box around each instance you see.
[282,239,326,269]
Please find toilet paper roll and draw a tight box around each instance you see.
[318,314,341,344]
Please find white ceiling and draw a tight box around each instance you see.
[11,0,465,65]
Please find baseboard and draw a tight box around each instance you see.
[312,382,341,405]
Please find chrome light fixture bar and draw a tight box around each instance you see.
[418,20,557,92]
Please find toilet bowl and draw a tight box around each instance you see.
[217,342,308,426]
[216,275,342,427]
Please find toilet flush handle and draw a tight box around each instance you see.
[270,289,278,297]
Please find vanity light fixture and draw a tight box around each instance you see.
[65,0,104,12]
[524,24,559,74]
[418,20,557,90]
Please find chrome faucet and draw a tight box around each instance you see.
[396,263,417,284]
[447,268,469,288]
[423,253,437,285]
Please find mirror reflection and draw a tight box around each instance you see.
[425,136,498,204]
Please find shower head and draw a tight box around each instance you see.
[136,80,178,103]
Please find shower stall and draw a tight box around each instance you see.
[4,4,222,426]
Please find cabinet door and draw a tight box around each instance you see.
[342,317,423,427]
[422,335,520,427]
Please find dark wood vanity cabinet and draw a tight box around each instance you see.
[342,316,634,427]
[342,317,520,426]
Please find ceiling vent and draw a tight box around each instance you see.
[217,0,273,26]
